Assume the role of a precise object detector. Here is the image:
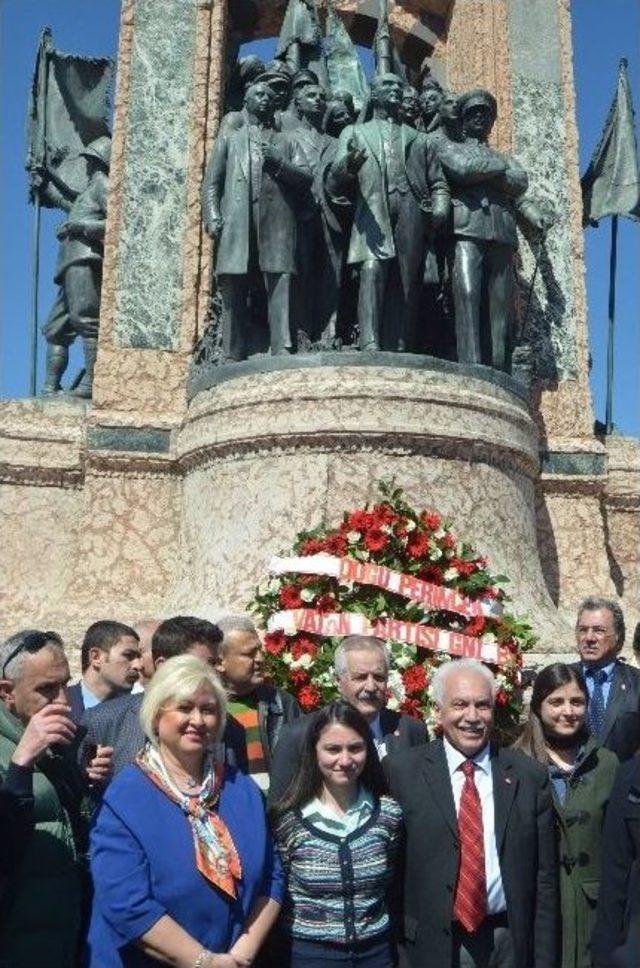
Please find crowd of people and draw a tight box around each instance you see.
[0,596,639,968]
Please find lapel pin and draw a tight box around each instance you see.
[505,777,512,784]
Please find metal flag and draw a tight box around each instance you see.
[324,1,369,110]
[581,58,640,226]
[26,27,113,211]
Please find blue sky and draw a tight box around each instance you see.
[0,0,638,435]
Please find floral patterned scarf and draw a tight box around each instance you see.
[136,744,242,898]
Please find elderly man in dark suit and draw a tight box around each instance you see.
[267,635,428,806]
[326,72,450,353]
[573,595,640,761]
[386,658,558,968]
[439,88,548,371]
[202,78,311,361]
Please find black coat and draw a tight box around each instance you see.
[590,757,640,967]
[571,660,640,761]
[385,738,559,968]
[267,706,428,807]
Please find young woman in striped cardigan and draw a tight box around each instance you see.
[269,700,402,968]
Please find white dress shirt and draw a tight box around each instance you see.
[443,738,507,915]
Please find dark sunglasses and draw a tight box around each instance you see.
[1,630,63,679]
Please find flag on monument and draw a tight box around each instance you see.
[325,2,369,110]
[581,58,640,226]
[26,27,113,210]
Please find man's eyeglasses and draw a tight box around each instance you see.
[1,630,63,678]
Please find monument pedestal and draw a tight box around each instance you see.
[176,357,571,651]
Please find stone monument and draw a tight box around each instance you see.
[1,0,638,670]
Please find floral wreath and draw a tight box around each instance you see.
[250,481,535,737]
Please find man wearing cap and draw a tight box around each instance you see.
[438,88,548,371]
[326,72,450,353]
[42,135,111,399]
[202,79,311,361]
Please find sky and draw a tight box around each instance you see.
[0,0,638,435]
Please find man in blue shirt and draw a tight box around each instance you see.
[67,620,142,722]
[574,596,640,761]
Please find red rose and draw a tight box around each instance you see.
[406,531,429,559]
[422,565,443,584]
[442,532,456,549]
[347,509,373,532]
[325,532,348,556]
[298,683,321,710]
[402,664,428,695]
[300,537,324,555]
[364,529,389,553]
[399,697,423,720]
[316,593,337,613]
[279,584,303,609]
[370,503,395,528]
[263,631,287,655]
[496,688,509,707]
[291,637,318,660]
[465,616,486,637]
[421,511,441,531]
[291,668,310,686]
[452,557,476,576]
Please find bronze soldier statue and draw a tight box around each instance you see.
[439,88,549,371]
[42,135,110,398]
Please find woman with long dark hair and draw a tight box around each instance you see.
[513,662,618,967]
[270,700,402,968]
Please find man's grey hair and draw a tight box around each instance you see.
[431,658,497,706]
[334,636,390,677]
[0,629,65,682]
[214,613,258,655]
[577,596,625,647]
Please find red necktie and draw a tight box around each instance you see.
[453,759,487,932]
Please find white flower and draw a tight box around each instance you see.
[347,531,361,544]
[482,632,497,644]
[291,653,314,670]
[405,519,416,532]
[429,547,442,561]
[300,587,315,602]
[443,567,459,581]
[387,669,406,702]
[282,652,293,666]
[386,695,400,711]
[434,528,446,540]
[267,579,281,594]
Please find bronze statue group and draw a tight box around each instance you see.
[202,51,552,373]
[1,599,639,968]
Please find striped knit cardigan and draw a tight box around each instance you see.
[274,795,402,945]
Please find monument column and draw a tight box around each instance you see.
[62,0,229,624]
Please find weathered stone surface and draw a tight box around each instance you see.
[113,0,198,349]
[176,366,571,649]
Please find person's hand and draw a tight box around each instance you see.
[86,744,114,784]
[346,137,367,174]
[11,703,76,768]
[206,955,251,968]
[261,141,284,172]
[204,211,224,240]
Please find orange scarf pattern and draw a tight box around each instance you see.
[136,745,242,898]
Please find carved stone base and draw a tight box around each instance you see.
[175,361,572,651]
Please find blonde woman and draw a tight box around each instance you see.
[88,655,283,968]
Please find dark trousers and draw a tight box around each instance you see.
[452,238,513,370]
[267,931,394,968]
[452,914,515,968]
[218,271,292,361]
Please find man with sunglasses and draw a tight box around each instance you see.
[0,629,103,966]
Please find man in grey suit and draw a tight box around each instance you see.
[573,595,640,761]
[326,72,450,353]
[268,635,428,806]
[201,79,311,361]
[438,88,548,371]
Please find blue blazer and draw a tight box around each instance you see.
[87,764,284,967]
